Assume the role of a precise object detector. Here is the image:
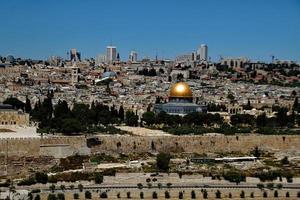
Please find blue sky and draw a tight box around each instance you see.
[1,0,300,62]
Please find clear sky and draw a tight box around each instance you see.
[1,0,300,62]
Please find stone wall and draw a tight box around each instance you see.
[91,135,300,155]
[0,135,299,158]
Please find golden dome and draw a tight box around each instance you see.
[169,82,193,98]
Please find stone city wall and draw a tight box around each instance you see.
[0,135,299,158]
[91,135,300,155]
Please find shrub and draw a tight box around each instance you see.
[277,183,283,189]
[223,170,246,184]
[31,189,41,193]
[137,183,143,189]
[78,184,83,192]
[257,183,264,190]
[94,172,103,184]
[49,184,55,192]
[85,191,92,199]
[100,192,108,198]
[267,183,274,190]
[18,177,36,186]
[35,172,48,184]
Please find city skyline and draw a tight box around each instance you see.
[1,0,300,62]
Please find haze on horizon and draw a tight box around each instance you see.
[1,0,300,62]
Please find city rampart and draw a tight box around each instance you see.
[0,135,299,158]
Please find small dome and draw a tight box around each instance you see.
[169,82,193,98]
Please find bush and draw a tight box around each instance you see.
[100,192,108,198]
[277,183,283,189]
[156,152,171,172]
[257,183,264,189]
[85,191,92,199]
[35,172,48,184]
[78,184,83,192]
[223,170,246,184]
[94,172,103,184]
[18,177,36,186]
[267,183,274,190]
[31,189,41,193]
[49,184,55,192]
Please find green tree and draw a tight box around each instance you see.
[35,172,48,184]
[25,97,32,113]
[85,191,92,199]
[156,152,171,172]
[60,118,81,134]
[165,191,170,199]
[49,184,55,193]
[215,190,221,198]
[73,193,79,199]
[3,97,25,110]
[142,111,156,126]
[203,189,208,199]
[152,191,158,199]
[94,172,103,184]
[240,190,245,198]
[257,113,267,127]
[125,110,138,126]
[47,194,57,200]
[191,190,196,199]
[140,192,144,199]
[57,193,65,200]
[118,105,124,121]
[34,194,41,200]
[78,184,83,192]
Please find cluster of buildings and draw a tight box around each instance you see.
[0,44,299,125]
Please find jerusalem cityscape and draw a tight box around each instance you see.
[1,0,300,199]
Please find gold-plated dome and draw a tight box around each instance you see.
[169,82,193,98]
